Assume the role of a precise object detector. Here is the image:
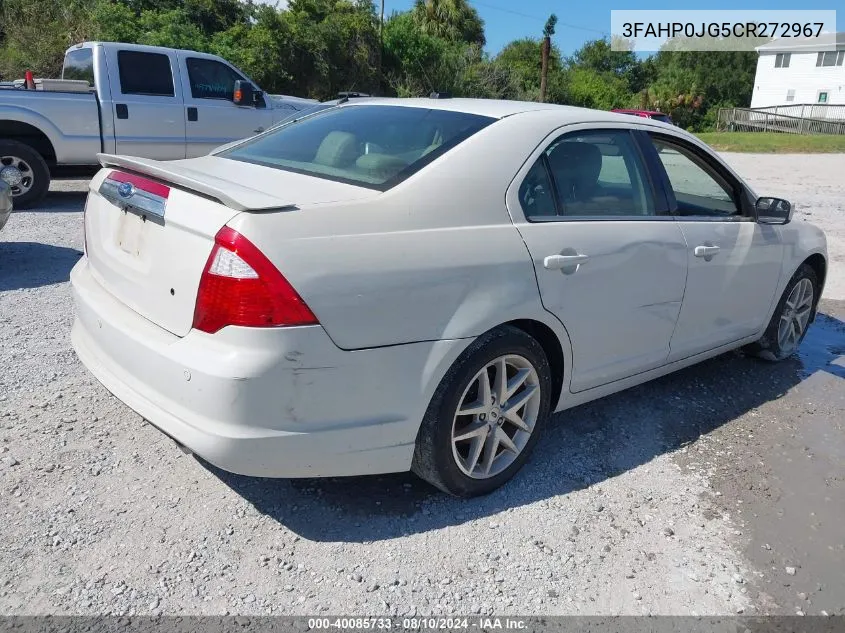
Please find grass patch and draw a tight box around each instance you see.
[695,132,845,153]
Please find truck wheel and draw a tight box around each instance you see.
[0,140,50,209]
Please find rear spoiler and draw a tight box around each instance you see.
[97,153,297,213]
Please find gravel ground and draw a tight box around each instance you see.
[0,153,843,617]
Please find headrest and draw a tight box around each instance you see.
[548,142,603,200]
[314,131,358,167]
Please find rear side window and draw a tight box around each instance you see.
[543,130,654,218]
[519,159,557,218]
[220,105,495,190]
[117,51,174,97]
[63,48,94,86]
[186,57,244,100]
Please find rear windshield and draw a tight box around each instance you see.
[651,114,672,124]
[62,48,94,86]
[219,105,495,190]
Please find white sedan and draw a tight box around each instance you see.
[0,179,11,231]
[70,98,827,497]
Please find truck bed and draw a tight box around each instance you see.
[0,88,102,164]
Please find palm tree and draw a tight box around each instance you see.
[540,14,556,102]
[412,0,486,47]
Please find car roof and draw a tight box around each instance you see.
[337,97,650,123]
[614,109,669,116]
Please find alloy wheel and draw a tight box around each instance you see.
[450,354,541,479]
[777,277,814,354]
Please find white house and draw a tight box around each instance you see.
[750,32,845,108]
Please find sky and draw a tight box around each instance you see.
[382,0,845,56]
[257,0,844,57]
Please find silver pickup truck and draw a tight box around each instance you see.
[0,41,316,208]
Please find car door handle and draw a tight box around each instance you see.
[693,245,721,258]
[254,127,265,133]
[543,254,590,270]
[187,107,198,122]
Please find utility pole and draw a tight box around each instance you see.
[379,0,385,81]
[539,14,557,103]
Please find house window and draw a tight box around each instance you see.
[817,91,829,104]
[838,51,845,66]
[775,53,791,68]
[786,89,796,102]
[816,51,839,67]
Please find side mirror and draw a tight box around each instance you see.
[233,80,255,106]
[756,197,792,225]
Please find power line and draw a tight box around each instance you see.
[468,0,608,35]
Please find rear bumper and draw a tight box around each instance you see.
[70,258,467,478]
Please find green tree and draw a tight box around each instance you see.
[211,6,295,94]
[495,37,565,102]
[565,66,630,110]
[567,38,651,94]
[107,0,254,36]
[382,11,459,96]
[646,45,757,129]
[0,0,96,79]
[282,0,381,99]
[411,0,485,47]
[91,1,141,44]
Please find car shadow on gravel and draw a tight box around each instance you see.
[206,308,845,543]
[24,191,88,213]
[0,241,83,291]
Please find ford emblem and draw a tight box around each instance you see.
[118,182,135,198]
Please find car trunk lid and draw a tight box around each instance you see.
[85,155,378,337]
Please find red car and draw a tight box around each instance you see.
[612,109,674,125]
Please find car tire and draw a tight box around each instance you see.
[411,326,553,497]
[745,263,819,361]
[0,140,50,209]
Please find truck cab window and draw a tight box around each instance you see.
[117,51,175,97]
[63,48,94,86]
[186,58,245,101]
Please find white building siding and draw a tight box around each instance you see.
[751,51,845,108]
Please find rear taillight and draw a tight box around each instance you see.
[192,227,318,334]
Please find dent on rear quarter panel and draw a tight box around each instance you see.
[227,112,563,351]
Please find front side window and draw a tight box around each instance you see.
[540,130,654,218]
[186,57,244,100]
[220,105,494,189]
[650,137,739,217]
[63,48,94,86]
[117,51,174,97]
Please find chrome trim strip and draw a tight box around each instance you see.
[99,179,167,223]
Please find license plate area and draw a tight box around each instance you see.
[116,211,146,257]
